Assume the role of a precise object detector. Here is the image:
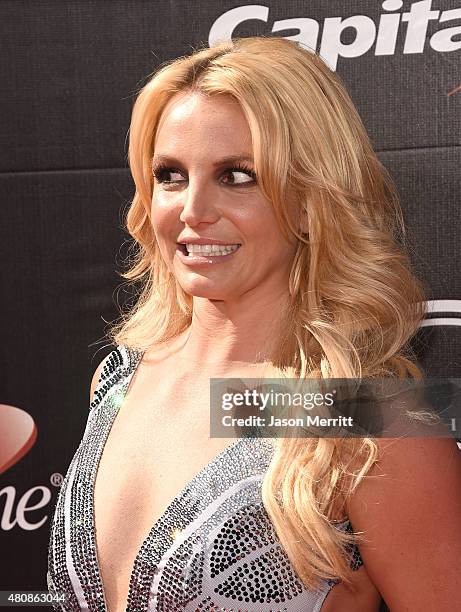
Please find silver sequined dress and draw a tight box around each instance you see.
[47,344,363,611]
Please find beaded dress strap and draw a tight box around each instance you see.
[89,344,142,411]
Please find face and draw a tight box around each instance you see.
[150,91,298,302]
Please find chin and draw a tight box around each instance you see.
[184,288,229,300]
[178,280,233,301]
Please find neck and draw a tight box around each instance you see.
[174,290,292,368]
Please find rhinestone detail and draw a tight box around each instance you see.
[47,345,364,611]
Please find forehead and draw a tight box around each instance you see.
[154,91,253,154]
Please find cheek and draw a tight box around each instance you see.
[251,209,297,261]
[150,205,176,270]
[150,195,177,240]
[243,206,282,245]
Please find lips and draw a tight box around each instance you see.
[177,237,241,246]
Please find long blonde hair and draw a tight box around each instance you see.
[108,36,427,590]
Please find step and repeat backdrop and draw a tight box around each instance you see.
[1,1,460,609]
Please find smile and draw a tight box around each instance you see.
[180,243,240,256]
[176,243,241,266]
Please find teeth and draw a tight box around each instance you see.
[184,244,240,256]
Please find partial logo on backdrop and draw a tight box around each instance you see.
[0,406,61,531]
[421,300,461,327]
[209,1,461,71]
[0,405,37,475]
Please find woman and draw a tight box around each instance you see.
[47,36,461,611]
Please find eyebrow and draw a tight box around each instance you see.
[151,154,254,167]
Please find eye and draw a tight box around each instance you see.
[221,166,257,186]
[151,162,257,187]
[152,165,185,184]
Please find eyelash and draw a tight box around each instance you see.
[152,162,257,185]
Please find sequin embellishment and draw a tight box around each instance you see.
[47,345,364,611]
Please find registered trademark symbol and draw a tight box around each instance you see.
[50,473,63,487]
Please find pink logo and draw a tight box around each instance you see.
[0,405,37,475]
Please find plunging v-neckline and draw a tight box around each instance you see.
[48,344,362,612]
[90,348,247,611]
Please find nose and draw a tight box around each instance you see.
[178,177,220,227]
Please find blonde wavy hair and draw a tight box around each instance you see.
[108,36,428,590]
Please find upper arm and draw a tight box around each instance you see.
[346,436,461,611]
[89,356,108,405]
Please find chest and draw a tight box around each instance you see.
[92,382,236,611]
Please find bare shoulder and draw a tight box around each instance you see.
[346,436,461,610]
